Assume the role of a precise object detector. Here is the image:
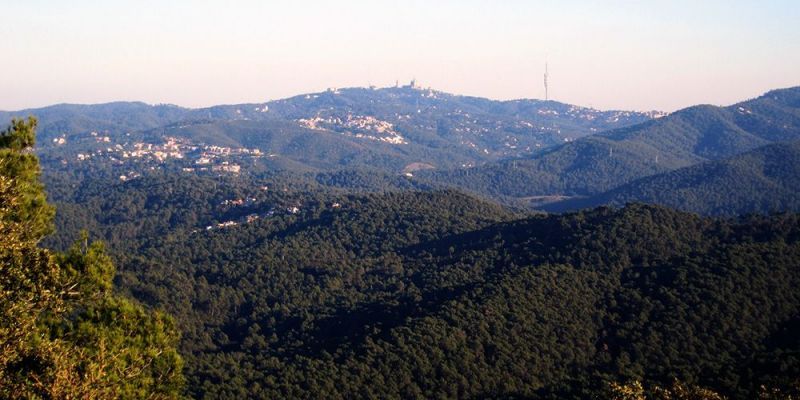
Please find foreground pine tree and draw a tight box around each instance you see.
[0,118,184,399]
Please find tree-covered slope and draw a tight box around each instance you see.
[542,140,800,216]
[148,204,800,399]
[46,171,800,398]
[422,86,800,197]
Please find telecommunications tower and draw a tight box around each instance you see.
[543,62,549,101]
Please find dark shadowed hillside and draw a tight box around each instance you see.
[542,140,800,216]
[45,175,800,398]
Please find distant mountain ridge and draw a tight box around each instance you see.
[6,85,800,217]
[0,85,661,172]
[421,86,800,197]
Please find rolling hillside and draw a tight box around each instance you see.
[541,140,800,216]
[2,85,660,174]
[43,178,800,398]
[422,86,800,198]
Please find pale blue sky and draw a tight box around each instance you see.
[1,0,798,111]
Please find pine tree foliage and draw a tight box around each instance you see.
[0,118,184,399]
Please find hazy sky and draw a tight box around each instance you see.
[1,0,798,111]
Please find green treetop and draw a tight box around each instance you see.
[0,117,184,399]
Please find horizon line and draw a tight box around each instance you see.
[2,83,797,115]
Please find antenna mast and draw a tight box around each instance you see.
[543,62,549,101]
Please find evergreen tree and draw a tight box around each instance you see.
[0,118,184,399]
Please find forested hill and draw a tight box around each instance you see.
[45,172,800,398]
[0,87,659,149]
[133,202,800,399]
[421,86,800,197]
[0,101,190,142]
[542,140,800,216]
[1,85,660,174]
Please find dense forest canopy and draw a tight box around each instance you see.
[44,165,800,399]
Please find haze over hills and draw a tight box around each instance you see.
[422,86,800,199]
